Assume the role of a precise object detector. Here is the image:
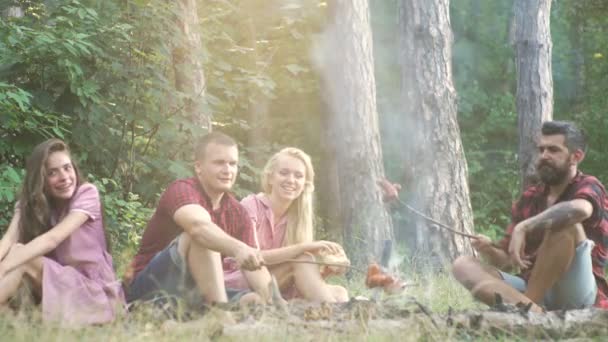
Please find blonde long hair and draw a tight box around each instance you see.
[261,148,315,246]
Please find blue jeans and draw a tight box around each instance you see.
[126,238,247,306]
[499,239,597,310]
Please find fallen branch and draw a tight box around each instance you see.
[221,301,608,339]
[444,308,608,338]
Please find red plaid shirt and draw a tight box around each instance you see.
[129,177,255,278]
[498,172,608,308]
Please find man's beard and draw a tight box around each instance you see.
[536,161,570,185]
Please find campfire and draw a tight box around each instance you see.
[365,262,407,295]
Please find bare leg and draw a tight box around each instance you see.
[452,255,543,312]
[0,268,27,304]
[0,244,43,304]
[525,225,585,304]
[328,285,349,302]
[178,234,227,303]
[266,254,341,303]
[292,261,335,302]
[268,262,296,290]
[242,268,272,303]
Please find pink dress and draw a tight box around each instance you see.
[43,183,124,325]
[224,193,288,290]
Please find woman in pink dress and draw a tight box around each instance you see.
[0,139,124,325]
[225,147,349,303]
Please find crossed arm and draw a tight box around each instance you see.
[0,210,89,277]
[476,199,593,270]
[507,199,592,268]
[515,199,593,234]
[173,204,262,270]
[0,211,20,262]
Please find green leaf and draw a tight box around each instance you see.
[5,167,21,183]
[6,91,30,111]
[51,126,64,138]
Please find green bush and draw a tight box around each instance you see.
[0,165,24,229]
[89,175,153,275]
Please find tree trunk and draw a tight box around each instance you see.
[317,126,344,243]
[398,0,474,262]
[512,0,553,189]
[244,16,271,168]
[173,0,210,131]
[315,0,393,264]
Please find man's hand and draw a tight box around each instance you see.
[508,224,532,269]
[234,245,264,271]
[470,234,494,253]
[304,241,343,255]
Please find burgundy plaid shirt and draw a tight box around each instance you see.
[129,177,255,278]
[498,172,608,308]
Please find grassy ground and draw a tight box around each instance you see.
[0,268,479,341]
[1,266,606,341]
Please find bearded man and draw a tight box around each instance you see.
[452,121,608,312]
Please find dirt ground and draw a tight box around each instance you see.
[153,297,608,341]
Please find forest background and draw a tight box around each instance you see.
[1,0,607,275]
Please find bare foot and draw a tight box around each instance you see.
[239,292,264,307]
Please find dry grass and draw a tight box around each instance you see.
[0,269,468,341]
[1,269,607,341]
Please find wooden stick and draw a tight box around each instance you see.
[264,259,365,273]
[397,199,502,248]
[397,199,477,238]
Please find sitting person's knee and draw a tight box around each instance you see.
[288,253,316,272]
[329,285,348,302]
[574,223,587,243]
[544,224,585,246]
[451,255,477,280]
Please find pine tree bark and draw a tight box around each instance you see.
[398,0,474,262]
[173,0,210,131]
[318,129,344,243]
[316,0,393,264]
[512,0,553,189]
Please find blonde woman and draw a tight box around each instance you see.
[224,147,348,302]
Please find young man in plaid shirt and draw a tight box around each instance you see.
[124,132,272,307]
[453,121,608,312]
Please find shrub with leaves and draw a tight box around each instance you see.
[88,175,153,275]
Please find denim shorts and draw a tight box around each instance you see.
[126,237,248,307]
[499,239,597,310]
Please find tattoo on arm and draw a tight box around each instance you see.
[526,201,586,233]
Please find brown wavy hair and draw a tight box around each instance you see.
[18,139,82,243]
